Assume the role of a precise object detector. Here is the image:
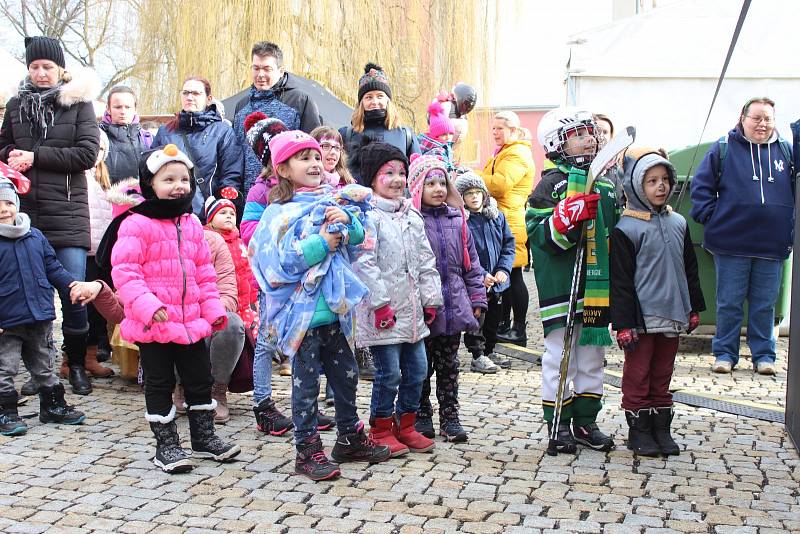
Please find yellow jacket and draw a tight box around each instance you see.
[481,140,536,267]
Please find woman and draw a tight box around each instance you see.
[340,63,420,184]
[154,77,244,220]
[481,111,535,346]
[0,36,100,395]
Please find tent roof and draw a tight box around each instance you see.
[568,0,800,79]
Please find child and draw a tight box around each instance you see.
[110,144,240,473]
[408,155,487,442]
[249,131,390,481]
[417,100,456,170]
[526,107,618,454]
[310,126,356,189]
[454,170,515,374]
[353,143,442,457]
[0,177,87,436]
[610,153,704,457]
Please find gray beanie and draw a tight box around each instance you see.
[454,169,499,219]
[0,177,20,209]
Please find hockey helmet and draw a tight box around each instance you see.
[537,107,598,169]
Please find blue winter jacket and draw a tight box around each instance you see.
[690,126,794,260]
[465,208,516,293]
[153,105,244,219]
[0,214,75,329]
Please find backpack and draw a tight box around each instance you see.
[716,133,794,189]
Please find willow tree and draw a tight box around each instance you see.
[136,0,503,164]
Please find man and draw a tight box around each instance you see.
[690,97,795,376]
[233,41,322,193]
[100,86,153,183]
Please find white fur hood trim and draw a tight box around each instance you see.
[58,66,100,107]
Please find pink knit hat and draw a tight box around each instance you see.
[427,100,455,139]
[268,130,322,167]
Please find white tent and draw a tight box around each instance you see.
[566,0,800,150]
[0,48,26,96]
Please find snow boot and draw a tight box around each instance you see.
[573,422,615,451]
[651,407,680,456]
[440,418,468,443]
[368,416,409,457]
[147,407,193,474]
[253,397,293,436]
[295,434,340,481]
[546,420,577,454]
[187,401,240,462]
[63,334,92,395]
[625,409,661,457]
[38,383,85,425]
[0,393,27,436]
[393,412,435,452]
[331,422,392,464]
[210,382,230,423]
[414,413,435,439]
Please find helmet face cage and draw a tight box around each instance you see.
[555,119,599,170]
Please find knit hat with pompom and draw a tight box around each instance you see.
[244,111,288,166]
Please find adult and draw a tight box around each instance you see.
[154,77,244,220]
[100,85,153,183]
[481,111,535,346]
[340,63,421,184]
[0,36,99,394]
[690,97,794,376]
[233,41,322,194]
[593,113,614,148]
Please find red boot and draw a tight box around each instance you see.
[393,412,435,453]
[369,417,409,457]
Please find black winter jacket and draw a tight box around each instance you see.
[233,73,322,133]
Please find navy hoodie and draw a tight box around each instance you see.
[690,126,794,260]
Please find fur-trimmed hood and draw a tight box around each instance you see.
[106,177,144,219]
[57,67,101,107]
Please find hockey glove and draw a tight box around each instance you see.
[374,304,396,329]
[552,192,600,235]
[423,307,437,325]
[687,312,700,334]
[616,328,639,352]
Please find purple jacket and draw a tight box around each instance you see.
[420,204,487,336]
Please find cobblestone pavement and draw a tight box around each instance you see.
[1,272,798,533]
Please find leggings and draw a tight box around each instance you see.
[501,267,529,324]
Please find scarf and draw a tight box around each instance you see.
[564,166,612,346]
[0,213,31,239]
[17,77,63,138]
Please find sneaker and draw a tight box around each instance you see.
[295,435,341,481]
[711,358,733,374]
[332,423,392,464]
[440,418,468,443]
[545,421,577,455]
[415,414,435,439]
[755,361,777,376]
[470,355,499,374]
[487,352,512,369]
[253,398,293,436]
[0,412,28,436]
[572,422,615,451]
[317,412,336,431]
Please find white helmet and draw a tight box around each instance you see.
[537,107,598,169]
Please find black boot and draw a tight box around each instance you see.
[651,407,680,456]
[625,409,661,457]
[546,420,577,455]
[64,333,92,395]
[496,321,527,346]
[147,408,193,474]
[496,321,512,337]
[38,383,85,425]
[355,347,376,381]
[253,397,293,436]
[573,422,615,451]
[96,335,112,363]
[20,379,39,396]
[295,433,340,481]
[414,413,435,439]
[331,423,391,464]
[187,402,241,462]
[0,393,28,436]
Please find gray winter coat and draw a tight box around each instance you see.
[354,196,443,347]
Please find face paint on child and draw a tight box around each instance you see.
[642,164,671,209]
[372,160,407,199]
[421,169,448,207]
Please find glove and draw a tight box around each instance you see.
[423,307,437,325]
[616,328,639,352]
[552,192,600,235]
[687,312,700,334]
[374,304,396,329]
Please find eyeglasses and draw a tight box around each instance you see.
[319,142,342,152]
[181,90,204,98]
[746,115,774,125]
[463,190,482,197]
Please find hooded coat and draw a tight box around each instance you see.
[0,71,100,250]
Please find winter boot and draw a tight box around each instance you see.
[147,407,193,474]
[625,409,661,457]
[187,401,241,462]
[440,418,468,443]
[0,393,28,436]
[496,321,511,337]
[295,433,340,480]
[355,347,376,381]
[20,379,39,396]
[84,345,114,378]
[332,422,392,464]
[211,383,230,423]
[573,422,615,451]
[393,412,435,452]
[38,383,85,425]
[368,416,409,457]
[496,321,527,346]
[414,413,435,439]
[63,334,92,395]
[545,421,577,454]
[253,398,293,436]
[96,334,112,363]
[651,407,680,456]
[173,386,186,415]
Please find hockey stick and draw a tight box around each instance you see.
[547,126,636,456]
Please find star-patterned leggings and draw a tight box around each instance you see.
[291,323,360,445]
[419,334,461,422]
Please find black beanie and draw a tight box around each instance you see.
[358,63,392,102]
[358,142,408,187]
[25,36,65,68]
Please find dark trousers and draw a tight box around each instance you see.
[621,333,679,412]
[463,293,502,357]
[85,258,109,348]
[501,267,529,325]
[420,334,461,421]
[139,340,213,416]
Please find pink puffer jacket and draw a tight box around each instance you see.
[111,212,226,344]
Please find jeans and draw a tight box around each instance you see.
[621,333,679,411]
[0,321,59,398]
[139,340,213,416]
[209,312,245,384]
[369,340,428,419]
[54,247,88,336]
[713,254,782,367]
[252,291,274,405]
[291,323,359,445]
